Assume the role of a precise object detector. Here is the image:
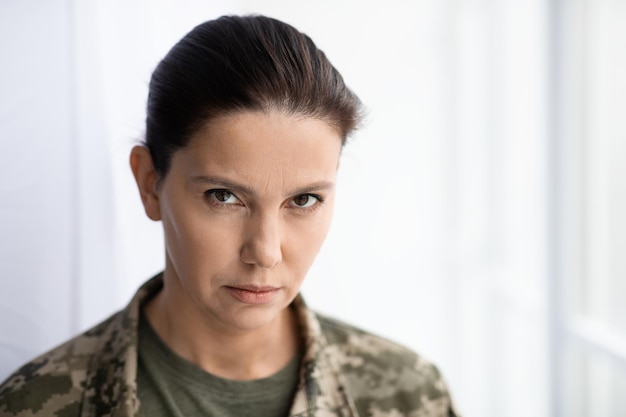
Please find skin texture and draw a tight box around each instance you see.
[129,110,342,380]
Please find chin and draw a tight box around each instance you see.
[216,305,287,332]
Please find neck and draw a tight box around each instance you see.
[144,282,300,381]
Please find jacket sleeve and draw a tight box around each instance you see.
[0,340,87,417]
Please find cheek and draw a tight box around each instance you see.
[161,197,238,270]
[285,205,335,271]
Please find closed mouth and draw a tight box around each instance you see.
[226,285,279,292]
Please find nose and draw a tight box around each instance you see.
[239,212,283,269]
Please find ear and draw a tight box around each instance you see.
[130,145,162,221]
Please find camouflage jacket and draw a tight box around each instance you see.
[0,274,459,417]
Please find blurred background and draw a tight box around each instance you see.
[1,0,625,416]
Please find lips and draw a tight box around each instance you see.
[225,285,280,305]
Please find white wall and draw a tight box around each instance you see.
[0,0,76,377]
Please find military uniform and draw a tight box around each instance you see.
[0,274,460,417]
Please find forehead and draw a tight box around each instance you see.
[170,111,343,191]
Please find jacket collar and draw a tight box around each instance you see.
[79,275,162,417]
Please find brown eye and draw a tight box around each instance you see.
[293,195,309,206]
[214,190,234,202]
[205,189,239,205]
[291,194,319,208]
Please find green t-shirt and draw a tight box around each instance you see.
[137,313,301,417]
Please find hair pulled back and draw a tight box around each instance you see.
[145,15,363,177]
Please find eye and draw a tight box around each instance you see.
[205,189,241,205]
[291,194,321,209]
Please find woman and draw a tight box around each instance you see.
[0,15,459,417]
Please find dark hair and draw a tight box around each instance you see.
[145,14,363,177]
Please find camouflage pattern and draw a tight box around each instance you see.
[0,274,460,417]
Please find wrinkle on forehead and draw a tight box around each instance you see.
[175,110,342,199]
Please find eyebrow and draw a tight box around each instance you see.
[190,175,335,196]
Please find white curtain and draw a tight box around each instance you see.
[2,1,625,416]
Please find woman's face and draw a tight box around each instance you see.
[150,110,342,332]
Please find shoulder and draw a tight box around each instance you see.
[316,313,458,417]
[317,313,435,373]
[0,313,121,417]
